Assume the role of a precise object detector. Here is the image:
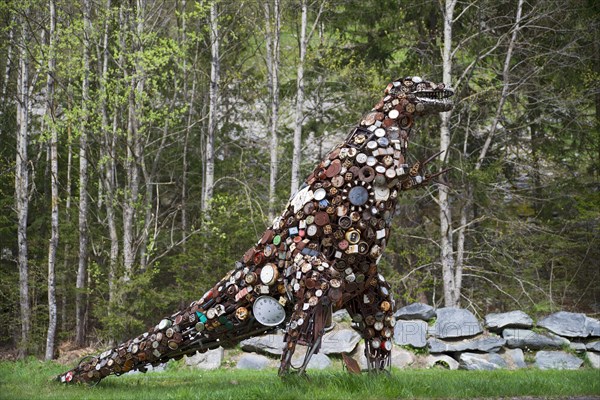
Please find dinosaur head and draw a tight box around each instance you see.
[383,76,454,115]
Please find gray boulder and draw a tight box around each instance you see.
[502,348,527,369]
[291,352,331,370]
[236,353,271,370]
[534,350,583,370]
[586,341,600,352]
[586,317,600,337]
[503,328,569,350]
[538,312,589,338]
[425,354,459,370]
[569,342,587,353]
[459,352,507,370]
[394,303,436,321]
[184,347,223,370]
[354,343,368,370]
[431,308,483,339]
[240,333,285,356]
[391,347,416,369]
[587,352,600,369]
[320,329,361,354]
[484,310,533,331]
[148,363,167,373]
[393,320,428,348]
[428,334,505,353]
[126,362,167,375]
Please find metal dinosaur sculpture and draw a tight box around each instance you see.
[58,76,453,384]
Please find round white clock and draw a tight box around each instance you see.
[252,296,286,327]
[260,263,279,286]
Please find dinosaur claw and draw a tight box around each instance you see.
[422,150,445,167]
[431,179,451,188]
[426,167,452,181]
[401,166,451,191]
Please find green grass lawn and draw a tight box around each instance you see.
[0,359,599,400]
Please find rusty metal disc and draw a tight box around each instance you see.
[314,211,330,226]
[326,159,342,177]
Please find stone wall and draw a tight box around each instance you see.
[183,306,600,371]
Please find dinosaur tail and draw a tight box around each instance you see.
[57,267,280,384]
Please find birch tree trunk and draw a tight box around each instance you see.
[265,0,280,221]
[181,0,190,245]
[76,0,92,346]
[98,0,118,308]
[290,0,307,195]
[289,0,324,195]
[139,107,172,270]
[106,110,119,309]
[453,0,524,304]
[45,0,58,361]
[61,81,74,332]
[123,2,142,278]
[1,20,14,107]
[74,0,93,346]
[135,0,148,269]
[439,0,524,308]
[439,0,458,308]
[202,0,219,214]
[15,11,31,359]
[475,0,523,170]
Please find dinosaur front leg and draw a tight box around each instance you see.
[400,150,450,191]
[346,279,395,372]
[278,253,339,376]
[279,301,329,376]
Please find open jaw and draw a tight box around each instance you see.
[415,88,454,112]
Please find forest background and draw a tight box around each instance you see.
[0,0,598,362]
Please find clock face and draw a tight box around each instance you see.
[253,296,286,327]
[260,263,278,285]
[374,186,390,201]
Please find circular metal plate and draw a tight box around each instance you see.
[326,159,342,177]
[349,186,369,206]
[314,188,327,201]
[314,211,330,226]
[359,166,375,182]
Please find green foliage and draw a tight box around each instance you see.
[90,192,262,342]
[401,345,429,356]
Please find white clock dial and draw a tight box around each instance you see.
[260,263,278,285]
[252,296,286,327]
